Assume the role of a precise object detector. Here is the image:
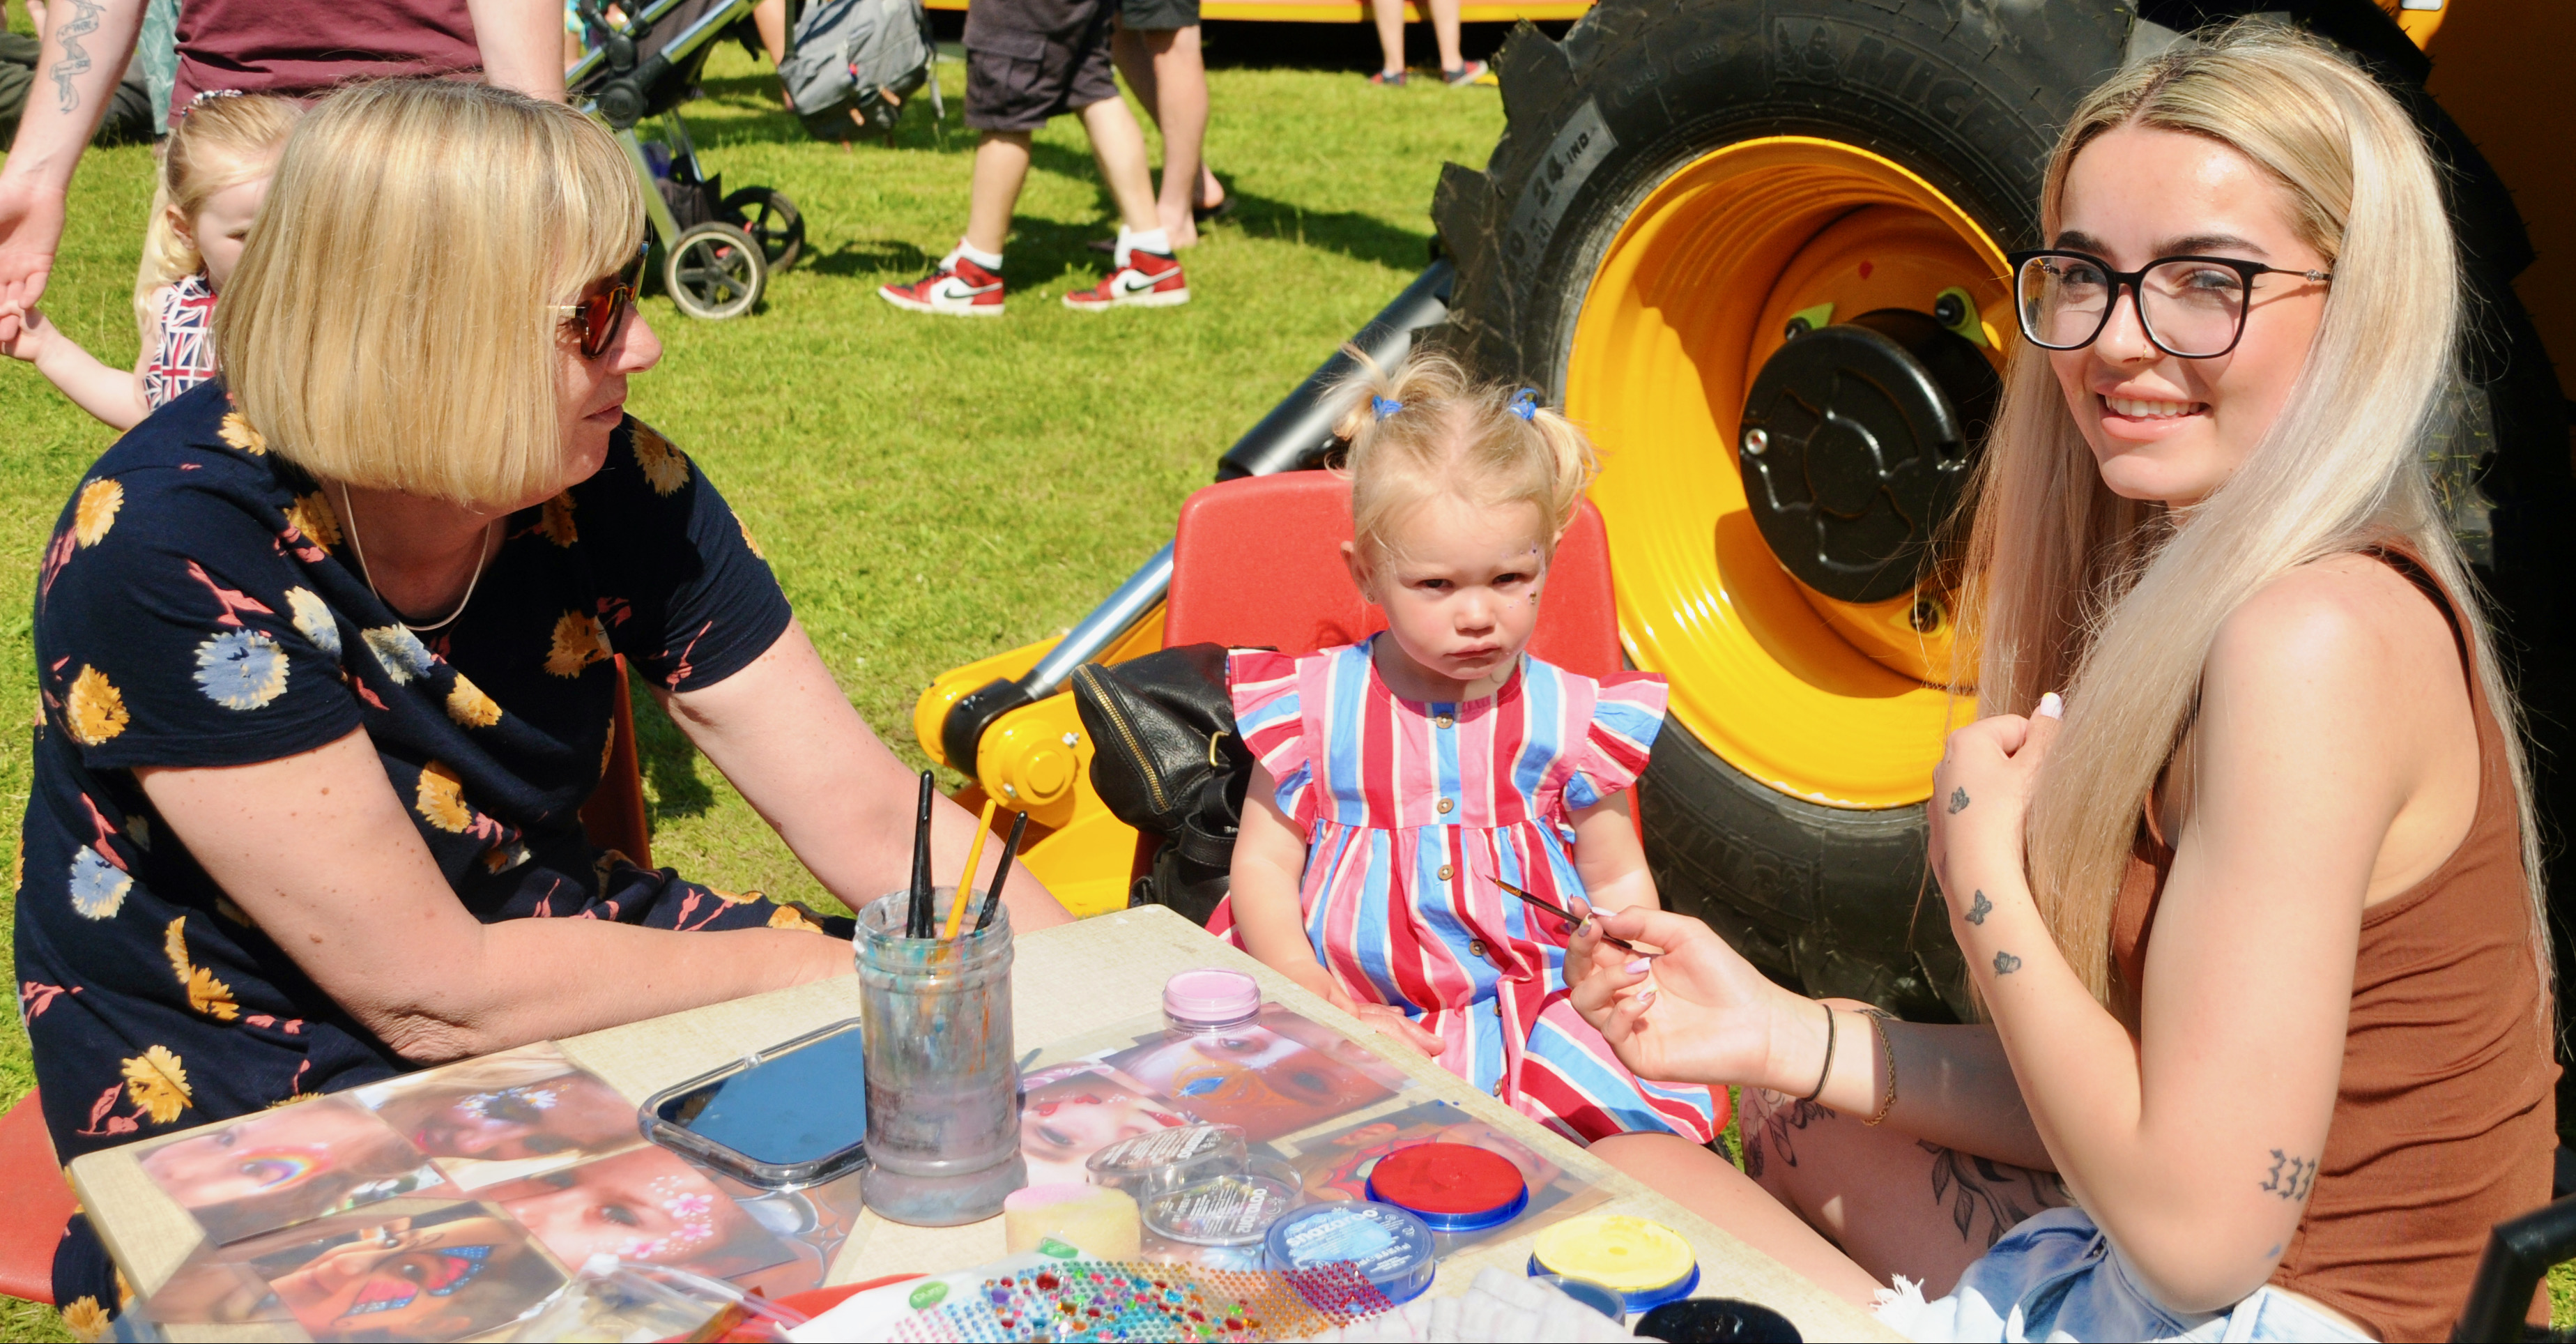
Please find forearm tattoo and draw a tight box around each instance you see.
[1993,951,2022,975]
[1924,1143,2071,1248]
[51,0,105,114]
[1740,1091,1834,1182]
[2260,1150,2317,1201]
[1966,889,1992,925]
[1947,787,1970,814]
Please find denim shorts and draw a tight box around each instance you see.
[1872,1208,2372,1343]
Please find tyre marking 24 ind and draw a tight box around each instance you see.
[1504,100,1617,270]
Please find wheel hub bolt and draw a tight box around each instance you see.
[1742,427,1770,457]
[1783,316,1814,340]
[1909,597,1944,633]
[1933,293,1968,328]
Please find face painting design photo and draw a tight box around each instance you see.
[483,1143,794,1280]
[138,1097,457,1244]
[1105,1009,1402,1142]
[356,1046,643,1189]
[1018,1062,1190,1185]
[245,1202,568,1343]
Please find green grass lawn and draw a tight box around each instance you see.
[4,17,2572,1343]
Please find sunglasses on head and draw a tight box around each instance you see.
[555,243,648,359]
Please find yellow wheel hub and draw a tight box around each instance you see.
[1566,137,2011,809]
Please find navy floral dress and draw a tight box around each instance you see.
[17,380,836,1314]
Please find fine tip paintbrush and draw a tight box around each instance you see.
[1492,876,1639,952]
[907,770,935,938]
[974,811,1029,932]
[942,798,999,939]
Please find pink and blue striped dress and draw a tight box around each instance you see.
[1209,637,1728,1145]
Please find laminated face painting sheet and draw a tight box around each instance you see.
[480,1140,799,1282]
[1279,1100,1611,1253]
[351,1042,646,1190]
[136,1095,459,1245]
[148,1198,572,1343]
[718,1163,871,1299]
[1095,1006,1412,1143]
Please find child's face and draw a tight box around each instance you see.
[183,169,275,292]
[1351,491,1552,694]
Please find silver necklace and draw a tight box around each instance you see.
[334,483,496,634]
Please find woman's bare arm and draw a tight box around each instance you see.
[139,729,850,1062]
[654,619,1073,932]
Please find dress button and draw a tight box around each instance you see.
[1436,797,1453,814]
[1437,864,1455,882]
[1494,1079,1508,1097]
[1435,714,1455,729]
[1468,938,1489,959]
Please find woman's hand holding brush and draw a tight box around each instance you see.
[1565,906,1819,1092]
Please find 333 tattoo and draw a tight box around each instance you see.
[2260,1150,2317,1201]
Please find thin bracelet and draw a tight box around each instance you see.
[1800,1001,1837,1103]
[1864,1011,1898,1127]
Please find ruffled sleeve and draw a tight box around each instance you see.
[1227,648,1312,827]
[1563,670,1668,813]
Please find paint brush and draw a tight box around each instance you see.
[974,811,1029,931]
[907,770,935,938]
[1492,876,1639,952]
[943,798,999,938]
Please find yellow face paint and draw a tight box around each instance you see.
[1529,1214,1698,1292]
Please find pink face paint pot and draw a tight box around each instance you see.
[1363,1141,1529,1232]
[1162,968,1262,1034]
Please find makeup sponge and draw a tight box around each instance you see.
[1002,1182,1142,1259]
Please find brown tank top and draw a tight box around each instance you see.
[2109,549,2556,1342]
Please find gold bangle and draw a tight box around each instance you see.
[1863,1011,1897,1127]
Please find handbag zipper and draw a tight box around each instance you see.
[1073,663,1172,815]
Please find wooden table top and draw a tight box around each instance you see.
[68,904,1897,1341]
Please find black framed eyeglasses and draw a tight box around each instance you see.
[554,243,649,360]
[2007,248,2332,358]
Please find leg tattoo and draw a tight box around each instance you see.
[1922,1143,2069,1249]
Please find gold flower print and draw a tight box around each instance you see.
[162,917,189,978]
[446,675,503,728]
[631,424,691,495]
[217,413,266,455]
[767,905,822,933]
[283,491,342,551]
[194,629,289,710]
[545,612,613,678]
[362,625,436,685]
[284,588,340,657]
[73,480,123,547]
[65,666,128,744]
[539,494,578,547]
[735,512,765,560]
[61,1297,109,1343]
[415,761,473,833]
[121,1045,192,1124]
[163,917,238,1021]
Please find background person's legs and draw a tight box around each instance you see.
[1424,0,1464,75]
[1075,96,1164,241]
[1369,0,1406,77]
[1110,23,1222,245]
[1589,1131,1887,1309]
[1736,1083,2071,1300]
[1369,0,1464,79]
[965,130,1036,257]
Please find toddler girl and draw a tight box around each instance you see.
[1,92,298,429]
[1214,350,1725,1147]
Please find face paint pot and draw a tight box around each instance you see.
[1363,1141,1529,1232]
[854,891,1025,1224]
[1085,1122,1251,1199]
[1163,968,1262,1034]
[1263,1200,1439,1305]
[1528,1214,1701,1314]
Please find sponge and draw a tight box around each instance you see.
[1002,1182,1142,1259]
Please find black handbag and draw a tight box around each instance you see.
[1070,643,1253,926]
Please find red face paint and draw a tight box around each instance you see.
[1361,1142,1529,1231]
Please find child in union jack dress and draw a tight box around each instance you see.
[1211,349,1728,1150]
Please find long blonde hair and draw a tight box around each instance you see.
[132,93,303,321]
[217,79,645,509]
[1333,346,1599,567]
[1960,22,2546,1014]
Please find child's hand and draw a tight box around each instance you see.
[0,303,49,362]
[1324,983,1445,1057]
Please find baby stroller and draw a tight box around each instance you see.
[569,0,807,321]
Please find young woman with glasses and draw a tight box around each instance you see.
[18,78,1073,1322]
[1562,23,2552,1342]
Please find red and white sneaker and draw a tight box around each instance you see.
[879,256,1006,316]
[1064,250,1190,311]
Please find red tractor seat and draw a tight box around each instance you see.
[0,1089,73,1304]
[1162,471,1621,675]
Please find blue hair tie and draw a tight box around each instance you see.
[1508,388,1542,421]
[1372,395,1403,420]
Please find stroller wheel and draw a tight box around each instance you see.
[721,187,805,272]
[663,222,766,321]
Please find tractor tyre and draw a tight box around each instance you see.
[1431,0,2573,1024]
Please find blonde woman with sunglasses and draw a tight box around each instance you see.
[17,77,1071,1323]
[1566,24,2552,1342]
